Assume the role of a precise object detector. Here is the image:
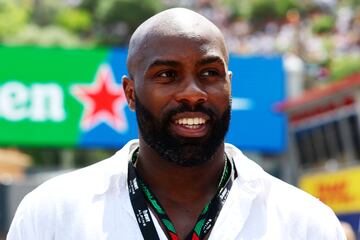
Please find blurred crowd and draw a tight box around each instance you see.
[164,0,360,88]
[1,0,359,87]
[174,0,360,58]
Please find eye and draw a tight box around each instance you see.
[200,69,220,77]
[157,70,176,78]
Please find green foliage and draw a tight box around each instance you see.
[275,0,299,19]
[0,0,166,46]
[312,14,335,34]
[56,8,92,33]
[302,2,323,15]
[31,0,68,25]
[96,0,164,27]
[248,0,278,23]
[339,0,360,7]
[219,0,251,20]
[80,0,98,13]
[3,24,85,47]
[95,0,164,45]
[329,57,360,82]
[236,0,300,25]
[0,0,28,39]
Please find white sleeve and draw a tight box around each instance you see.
[7,194,38,240]
[307,205,347,240]
[322,209,347,240]
[7,186,56,240]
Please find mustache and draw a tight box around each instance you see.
[162,103,217,124]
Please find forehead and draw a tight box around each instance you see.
[137,33,227,72]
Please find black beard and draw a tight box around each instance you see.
[135,95,231,167]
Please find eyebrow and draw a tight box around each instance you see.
[146,55,226,72]
[146,59,180,71]
[195,56,226,68]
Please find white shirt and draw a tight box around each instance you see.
[8,140,345,239]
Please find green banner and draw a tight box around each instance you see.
[0,46,108,146]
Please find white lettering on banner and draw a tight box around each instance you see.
[0,81,66,122]
[31,84,65,121]
[0,82,28,121]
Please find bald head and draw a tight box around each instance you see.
[126,8,228,79]
[122,8,232,164]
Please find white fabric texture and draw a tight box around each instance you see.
[8,140,346,240]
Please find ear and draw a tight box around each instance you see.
[122,75,135,111]
[227,70,233,94]
[228,70,233,82]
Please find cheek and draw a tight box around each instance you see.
[207,82,231,106]
[135,84,175,114]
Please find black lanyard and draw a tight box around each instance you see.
[127,151,235,240]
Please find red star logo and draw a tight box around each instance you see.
[71,64,128,132]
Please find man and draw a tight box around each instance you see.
[8,8,345,240]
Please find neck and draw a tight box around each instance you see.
[135,138,226,204]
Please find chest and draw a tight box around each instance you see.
[50,185,306,240]
[52,206,302,240]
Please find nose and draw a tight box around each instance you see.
[175,79,207,106]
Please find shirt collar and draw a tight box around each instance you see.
[94,141,265,196]
[92,139,139,195]
[93,140,265,238]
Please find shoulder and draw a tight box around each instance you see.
[226,142,333,213]
[263,174,345,239]
[225,143,345,239]
[27,146,128,203]
[26,140,138,199]
[7,140,139,239]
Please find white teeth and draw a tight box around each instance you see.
[175,118,206,126]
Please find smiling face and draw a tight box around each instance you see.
[123,8,232,166]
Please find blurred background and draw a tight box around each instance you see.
[0,0,360,239]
